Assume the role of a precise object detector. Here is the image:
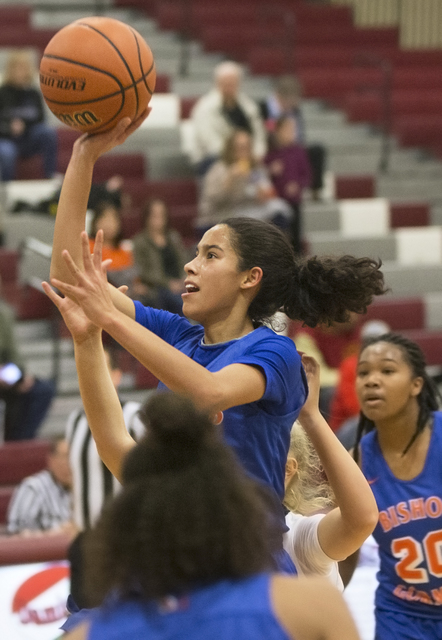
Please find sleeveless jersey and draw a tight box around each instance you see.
[87,573,292,640]
[360,412,442,618]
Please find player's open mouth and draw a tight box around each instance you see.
[182,282,200,296]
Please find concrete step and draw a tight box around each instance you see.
[306,231,396,262]
[382,263,442,296]
[377,177,442,203]
[32,8,137,29]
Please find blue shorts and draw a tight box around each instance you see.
[376,609,442,640]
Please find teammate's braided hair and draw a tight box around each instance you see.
[353,333,441,464]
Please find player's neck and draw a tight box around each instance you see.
[376,401,423,454]
[203,315,255,345]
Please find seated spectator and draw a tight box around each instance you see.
[0,296,55,441]
[264,116,312,253]
[88,199,136,290]
[132,198,187,315]
[189,61,267,176]
[66,345,145,609]
[260,75,327,201]
[7,437,74,536]
[292,312,362,417]
[88,175,127,212]
[198,129,292,229]
[0,50,58,181]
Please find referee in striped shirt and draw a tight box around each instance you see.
[66,346,146,607]
[7,437,73,534]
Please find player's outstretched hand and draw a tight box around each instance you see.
[42,280,100,344]
[74,106,151,162]
[49,229,118,330]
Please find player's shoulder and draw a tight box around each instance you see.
[247,326,298,354]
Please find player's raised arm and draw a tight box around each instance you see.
[297,355,378,561]
[50,112,149,318]
[41,277,136,482]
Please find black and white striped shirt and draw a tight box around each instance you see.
[66,401,145,530]
[7,469,72,534]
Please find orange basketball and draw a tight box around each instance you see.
[39,16,156,133]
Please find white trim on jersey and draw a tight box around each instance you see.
[66,400,145,530]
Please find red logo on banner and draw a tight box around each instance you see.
[12,566,69,625]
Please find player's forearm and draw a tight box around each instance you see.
[50,148,94,283]
[300,411,378,540]
[74,335,135,481]
[100,310,226,413]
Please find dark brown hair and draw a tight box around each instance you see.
[83,393,276,604]
[223,217,387,328]
[90,200,123,248]
[221,130,258,167]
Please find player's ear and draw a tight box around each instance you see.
[241,266,262,290]
[285,457,298,484]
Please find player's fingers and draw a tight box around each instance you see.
[62,248,85,280]
[87,229,104,270]
[118,285,129,294]
[49,277,79,300]
[41,281,63,308]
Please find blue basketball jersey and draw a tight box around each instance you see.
[360,412,442,619]
[87,574,292,640]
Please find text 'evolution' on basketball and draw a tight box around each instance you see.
[39,74,86,92]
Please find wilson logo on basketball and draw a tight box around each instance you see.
[55,110,102,128]
[39,73,86,92]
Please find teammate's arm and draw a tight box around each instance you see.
[297,356,378,561]
[272,575,360,640]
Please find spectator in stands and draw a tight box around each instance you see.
[88,175,127,212]
[292,312,362,417]
[189,61,267,176]
[260,75,326,201]
[0,296,55,441]
[198,129,292,229]
[66,345,145,609]
[0,50,58,181]
[6,437,73,536]
[132,198,187,315]
[264,115,312,253]
[88,200,136,291]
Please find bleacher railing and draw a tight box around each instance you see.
[19,238,62,391]
[352,53,393,173]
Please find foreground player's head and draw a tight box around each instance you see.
[354,332,440,461]
[83,393,277,605]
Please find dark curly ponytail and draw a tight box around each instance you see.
[223,217,387,328]
[353,332,441,464]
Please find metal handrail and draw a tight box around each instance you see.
[257,5,296,75]
[352,52,393,173]
[19,237,62,390]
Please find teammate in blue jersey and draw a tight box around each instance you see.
[60,392,359,640]
[46,113,384,567]
[353,332,442,639]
